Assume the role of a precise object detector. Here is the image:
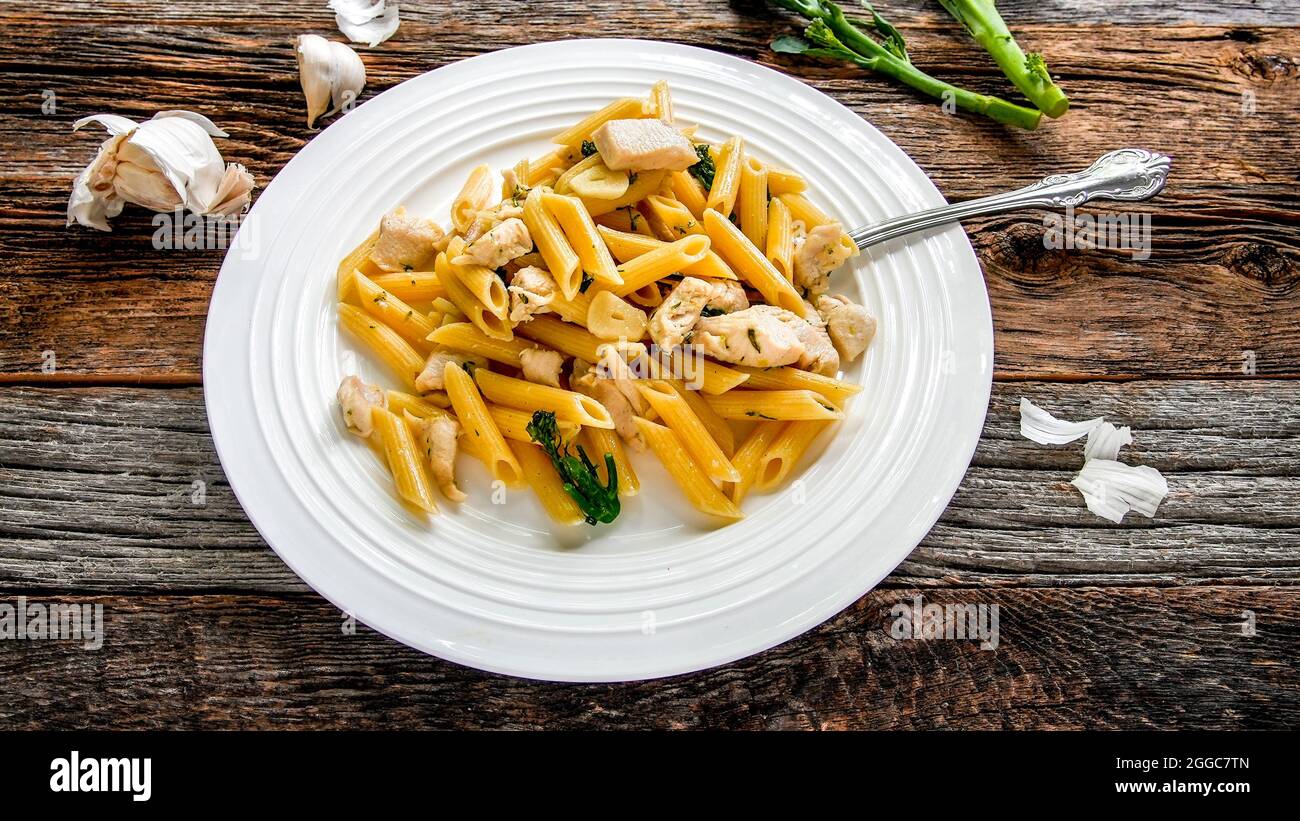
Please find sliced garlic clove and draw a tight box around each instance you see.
[569,163,631,199]
[330,0,400,48]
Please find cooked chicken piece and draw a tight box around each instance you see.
[456,217,532,269]
[508,265,557,323]
[649,276,713,349]
[572,357,647,452]
[789,310,840,376]
[519,347,564,388]
[590,118,698,173]
[701,278,749,313]
[793,223,855,296]
[493,201,525,221]
[406,411,466,502]
[415,349,488,393]
[370,207,445,272]
[816,294,876,363]
[695,305,805,368]
[337,376,387,437]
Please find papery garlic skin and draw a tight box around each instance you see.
[296,34,367,128]
[1019,397,1104,445]
[1070,459,1168,524]
[1083,421,1133,462]
[67,111,255,232]
[330,0,400,48]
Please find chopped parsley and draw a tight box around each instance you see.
[700,306,727,318]
[581,139,598,158]
[579,271,595,293]
[688,144,715,190]
[527,410,620,525]
[627,172,638,186]
[745,410,778,420]
[747,328,762,352]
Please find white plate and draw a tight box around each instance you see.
[204,39,992,682]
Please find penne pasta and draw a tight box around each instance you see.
[667,379,734,456]
[703,389,844,421]
[650,79,673,124]
[509,440,588,526]
[583,426,639,497]
[429,322,539,368]
[703,208,807,317]
[338,303,426,391]
[514,314,604,362]
[726,421,786,503]
[732,365,863,407]
[353,270,437,352]
[368,270,445,303]
[490,404,579,445]
[474,369,615,429]
[522,186,582,299]
[705,136,743,218]
[669,169,709,219]
[435,252,513,341]
[329,82,871,532]
[444,237,509,319]
[551,97,649,147]
[764,166,808,196]
[634,418,743,520]
[778,192,832,229]
[636,380,740,483]
[443,363,523,485]
[613,234,712,296]
[386,390,452,420]
[755,421,830,491]
[371,406,439,513]
[452,164,494,234]
[737,155,769,250]
[597,225,736,281]
[641,194,704,240]
[337,226,380,302]
[542,191,623,287]
[765,196,795,283]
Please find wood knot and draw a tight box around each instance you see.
[1229,49,1300,81]
[978,221,1078,287]
[1220,242,1298,290]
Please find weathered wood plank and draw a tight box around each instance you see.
[1,9,1297,379]
[0,586,1292,729]
[2,382,1296,592]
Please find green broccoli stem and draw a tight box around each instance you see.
[773,0,1041,130]
[938,0,1069,118]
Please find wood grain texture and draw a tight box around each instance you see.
[3,381,1296,593]
[0,1,1296,729]
[0,586,1292,729]
[2,3,1297,379]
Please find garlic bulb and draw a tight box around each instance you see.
[66,111,255,232]
[296,34,367,128]
[329,0,400,48]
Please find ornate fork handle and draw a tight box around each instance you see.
[849,148,1171,250]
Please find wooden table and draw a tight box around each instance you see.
[2,1,1297,729]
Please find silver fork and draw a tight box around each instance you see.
[849,148,1172,250]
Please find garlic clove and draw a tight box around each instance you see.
[207,164,256,217]
[66,133,129,231]
[330,0,400,48]
[296,34,334,127]
[296,34,367,127]
[324,40,366,118]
